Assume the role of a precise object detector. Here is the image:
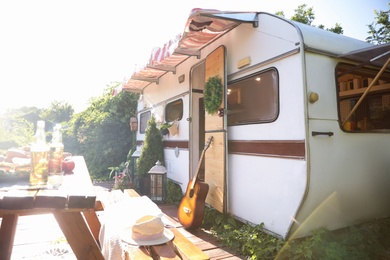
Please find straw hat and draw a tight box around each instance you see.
[121,215,174,246]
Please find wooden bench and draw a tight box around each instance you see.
[86,189,209,260]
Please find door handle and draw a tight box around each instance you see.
[312,131,334,137]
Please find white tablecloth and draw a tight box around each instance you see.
[99,196,163,259]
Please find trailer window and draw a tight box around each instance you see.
[336,63,390,132]
[165,99,183,122]
[139,111,151,134]
[227,68,279,126]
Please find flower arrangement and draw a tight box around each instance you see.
[109,162,133,191]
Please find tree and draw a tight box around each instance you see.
[366,3,390,44]
[327,23,344,34]
[0,107,39,150]
[64,83,139,179]
[0,115,34,149]
[276,4,344,34]
[291,4,315,26]
[40,100,74,124]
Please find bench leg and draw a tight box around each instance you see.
[83,209,101,244]
[53,211,104,260]
[0,214,19,260]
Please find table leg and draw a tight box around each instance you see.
[0,214,19,260]
[53,211,104,260]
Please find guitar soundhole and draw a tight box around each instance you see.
[189,189,195,198]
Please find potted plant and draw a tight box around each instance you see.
[159,122,172,136]
[109,162,133,191]
[136,115,165,196]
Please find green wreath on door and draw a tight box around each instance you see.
[204,76,223,115]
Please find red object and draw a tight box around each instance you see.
[62,159,75,172]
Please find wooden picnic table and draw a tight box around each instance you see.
[0,156,104,260]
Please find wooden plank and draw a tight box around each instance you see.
[125,245,153,259]
[53,211,104,260]
[205,132,225,213]
[125,189,141,198]
[0,214,18,260]
[152,243,181,259]
[204,45,225,132]
[34,189,67,208]
[170,228,210,260]
[1,190,36,210]
[204,247,241,260]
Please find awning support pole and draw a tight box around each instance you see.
[342,55,390,126]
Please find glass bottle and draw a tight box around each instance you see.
[48,124,64,188]
[30,120,49,185]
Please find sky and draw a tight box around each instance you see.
[0,0,388,114]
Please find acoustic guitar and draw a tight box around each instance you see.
[178,136,213,229]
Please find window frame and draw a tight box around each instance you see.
[227,67,280,126]
[139,110,151,134]
[336,62,390,133]
[165,98,183,122]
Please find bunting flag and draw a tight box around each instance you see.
[112,83,123,96]
[149,34,182,65]
[121,8,242,93]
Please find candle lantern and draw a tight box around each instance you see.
[148,161,167,203]
[130,117,138,132]
[131,147,142,182]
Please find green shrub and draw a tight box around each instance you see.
[202,207,390,259]
[165,180,183,204]
[136,115,164,177]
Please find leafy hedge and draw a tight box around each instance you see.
[63,84,139,179]
[202,207,390,259]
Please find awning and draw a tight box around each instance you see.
[121,9,259,93]
[339,42,390,125]
[339,42,390,67]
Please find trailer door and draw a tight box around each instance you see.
[204,46,227,213]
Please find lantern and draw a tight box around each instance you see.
[148,161,167,203]
[130,117,138,132]
[131,146,142,182]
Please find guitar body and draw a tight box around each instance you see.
[178,179,209,229]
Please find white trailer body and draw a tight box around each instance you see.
[122,9,390,239]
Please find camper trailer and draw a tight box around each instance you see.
[121,9,390,239]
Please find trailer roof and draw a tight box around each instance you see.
[119,9,381,94]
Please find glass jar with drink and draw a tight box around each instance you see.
[30,120,49,186]
[48,124,64,188]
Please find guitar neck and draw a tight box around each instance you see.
[190,137,212,190]
[191,149,206,184]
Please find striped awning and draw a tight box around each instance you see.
[121,9,259,93]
